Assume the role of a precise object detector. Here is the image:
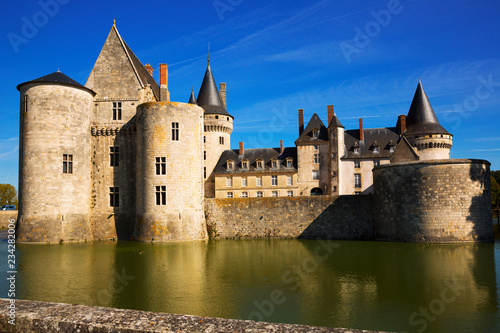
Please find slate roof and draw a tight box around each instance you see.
[343,127,399,159]
[197,62,232,117]
[17,71,95,95]
[295,113,329,144]
[329,112,344,128]
[405,81,450,136]
[188,88,197,105]
[214,147,297,175]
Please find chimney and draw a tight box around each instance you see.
[397,115,406,134]
[219,83,227,109]
[359,118,364,141]
[327,105,334,127]
[159,64,170,102]
[298,109,304,135]
[239,142,244,155]
[145,64,153,77]
[280,140,284,154]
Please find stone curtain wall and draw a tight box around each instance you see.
[373,159,494,243]
[205,195,374,240]
[0,211,17,228]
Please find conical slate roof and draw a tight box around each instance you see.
[17,71,95,95]
[405,81,450,136]
[295,113,329,144]
[197,62,232,117]
[329,112,344,128]
[188,88,197,105]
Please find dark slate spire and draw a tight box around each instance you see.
[405,80,450,136]
[17,71,95,96]
[196,59,232,117]
[188,87,197,105]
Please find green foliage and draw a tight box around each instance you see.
[492,170,500,185]
[0,184,18,208]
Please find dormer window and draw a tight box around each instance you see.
[241,160,249,169]
[256,160,263,169]
[227,160,234,170]
[271,158,279,169]
[353,142,360,154]
[286,158,293,168]
[312,129,319,138]
[372,141,379,153]
[389,146,395,153]
[373,146,379,153]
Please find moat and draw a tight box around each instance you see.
[2,238,499,332]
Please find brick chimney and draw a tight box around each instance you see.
[327,105,334,127]
[159,64,170,102]
[298,109,304,135]
[280,140,284,154]
[145,64,153,77]
[239,142,244,155]
[397,115,406,134]
[359,118,364,141]
[219,83,227,109]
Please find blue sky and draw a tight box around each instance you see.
[1,0,499,189]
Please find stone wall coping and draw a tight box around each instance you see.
[374,158,490,170]
[0,299,387,333]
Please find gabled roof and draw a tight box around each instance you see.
[295,113,328,144]
[188,88,197,105]
[214,147,297,175]
[197,61,232,117]
[85,23,159,100]
[17,71,95,95]
[328,112,344,128]
[390,136,420,163]
[343,127,400,159]
[405,81,450,136]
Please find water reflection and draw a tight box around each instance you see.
[7,240,499,333]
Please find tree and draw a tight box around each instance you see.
[0,184,17,208]
[492,175,500,227]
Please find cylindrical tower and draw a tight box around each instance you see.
[17,72,94,242]
[135,102,207,242]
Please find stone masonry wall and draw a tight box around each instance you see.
[373,159,494,243]
[0,212,17,229]
[205,195,374,240]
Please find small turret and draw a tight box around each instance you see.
[188,87,197,105]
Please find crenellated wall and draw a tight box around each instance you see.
[373,159,494,243]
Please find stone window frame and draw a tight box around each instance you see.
[172,122,179,141]
[373,146,379,153]
[109,187,119,207]
[287,190,294,197]
[219,136,225,145]
[312,170,319,180]
[155,157,166,175]
[256,159,263,169]
[241,177,248,187]
[63,154,73,174]
[286,158,293,168]
[373,159,380,167]
[312,128,319,139]
[354,160,360,169]
[112,101,122,121]
[227,192,233,198]
[241,159,249,170]
[389,145,395,153]
[271,175,278,186]
[204,167,206,179]
[256,191,263,198]
[155,186,166,205]
[23,95,28,113]
[314,153,320,164]
[226,176,233,188]
[204,151,206,160]
[241,192,248,198]
[256,176,262,187]
[354,173,362,188]
[226,160,234,171]
[287,176,293,186]
[110,146,120,167]
[271,191,278,197]
[271,158,279,169]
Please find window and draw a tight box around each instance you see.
[272,191,278,197]
[256,160,263,169]
[312,129,319,138]
[354,147,360,154]
[373,160,380,167]
[287,191,294,197]
[314,145,319,150]
[242,177,247,187]
[155,186,166,205]
[219,136,224,145]
[256,177,262,187]
[256,191,263,197]
[63,154,73,174]
[354,160,360,169]
[389,146,395,153]
[355,191,361,195]
[287,159,293,168]
[215,115,219,119]
[112,102,122,120]
[156,157,166,175]
[227,161,234,170]
[242,160,248,169]
[227,192,233,198]
[373,146,379,153]
[109,187,119,207]
[110,147,119,167]
[204,151,206,160]
[204,167,206,179]
[204,136,206,143]
[172,122,179,141]
[272,159,278,169]
[241,192,248,198]
[354,174,361,188]
[227,177,233,187]
[314,154,320,164]
[23,95,28,113]
[287,176,293,186]
[271,175,278,186]
[312,170,319,180]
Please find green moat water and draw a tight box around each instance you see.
[2,238,500,332]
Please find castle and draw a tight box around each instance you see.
[16,24,493,243]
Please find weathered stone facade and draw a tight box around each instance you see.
[373,159,494,242]
[205,196,374,240]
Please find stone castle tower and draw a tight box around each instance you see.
[16,23,209,242]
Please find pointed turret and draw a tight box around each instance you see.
[188,87,197,105]
[196,59,232,117]
[405,80,450,136]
